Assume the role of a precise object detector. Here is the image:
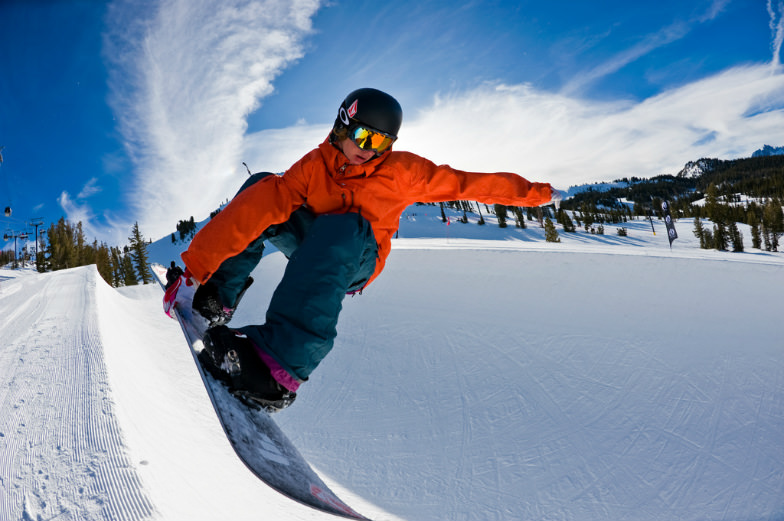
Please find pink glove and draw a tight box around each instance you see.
[163,269,198,318]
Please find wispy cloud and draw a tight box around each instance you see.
[58,190,131,245]
[59,178,103,239]
[58,191,92,232]
[562,20,690,96]
[698,0,732,22]
[426,69,784,187]
[77,177,102,199]
[769,0,784,67]
[562,0,732,95]
[242,64,784,190]
[105,0,321,240]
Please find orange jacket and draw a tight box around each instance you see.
[182,139,553,287]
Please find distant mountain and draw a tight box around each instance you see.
[562,154,784,210]
[676,158,721,178]
[565,181,630,198]
[752,145,784,157]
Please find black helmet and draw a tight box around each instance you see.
[333,88,403,138]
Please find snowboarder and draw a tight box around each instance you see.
[164,87,561,411]
[165,261,184,289]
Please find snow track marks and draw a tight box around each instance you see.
[0,267,155,521]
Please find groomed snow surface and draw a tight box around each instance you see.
[1,210,783,521]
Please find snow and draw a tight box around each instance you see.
[1,208,783,521]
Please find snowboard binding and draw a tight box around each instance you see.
[200,326,297,413]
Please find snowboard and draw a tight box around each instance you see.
[151,264,370,520]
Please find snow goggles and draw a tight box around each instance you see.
[349,125,397,154]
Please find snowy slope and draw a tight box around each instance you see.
[0,266,155,520]
[1,209,783,521]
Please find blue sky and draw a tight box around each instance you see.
[1,0,783,247]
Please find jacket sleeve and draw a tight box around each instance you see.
[181,160,310,284]
[406,155,553,208]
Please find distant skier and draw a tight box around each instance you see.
[164,88,561,411]
[165,261,184,289]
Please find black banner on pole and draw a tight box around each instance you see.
[661,200,678,247]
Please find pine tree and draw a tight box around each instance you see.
[704,183,723,223]
[702,228,714,249]
[94,240,114,285]
[713,222,728,251]
[128,222,152,283]
[494,204,508,228]
[729,222,744,252]
[693,217,715,249]
[45,218,78,270]
[693,217,704,242]
[761,198,783,251]
[751,222,762,249]
[75,222,87,266]
[748,210,762,249]
[557,209,576,232]
[122,254,138,286]
[513,207,526,229]
[36,235,46,273]
[110,247,124,287]
[544,217,560,243]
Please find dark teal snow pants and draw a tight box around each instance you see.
[208,172,378,382]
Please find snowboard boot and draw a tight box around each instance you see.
[192,276,254,327]
[199,325,296,413]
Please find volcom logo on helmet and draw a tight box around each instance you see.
[347,99,358,118]
[339,99,358,127]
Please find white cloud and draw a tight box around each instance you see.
[105,0,322,240]
[58,191,92,231]
[411,66,784,188]
[241,122,331,176]
[59,189,141,246]
[769,0,784,66]
[562,20,690,96]
[242,64,784,191]
[59,179,125,245]
[77,177,102,199]
[104,0,784,244]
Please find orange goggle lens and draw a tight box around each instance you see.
[350,126,396,153]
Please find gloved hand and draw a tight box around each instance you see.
[192,276,254,327]
[549,187,563,210]
[163,269,199,319]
